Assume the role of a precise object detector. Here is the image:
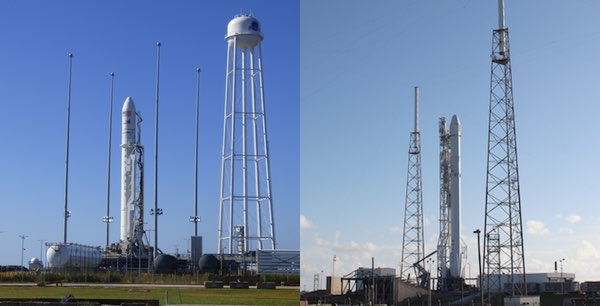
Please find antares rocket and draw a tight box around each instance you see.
[47,96,146,268]
[120,97,144,248]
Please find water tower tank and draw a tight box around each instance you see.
[226,14,263,49]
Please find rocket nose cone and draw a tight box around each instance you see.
[451,114,460,125]
[450,114,461,133]
[122,96,136,112]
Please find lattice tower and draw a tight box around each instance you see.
[483,21,527,297]
[400,87,425,282]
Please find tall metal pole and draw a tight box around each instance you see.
[193,67,201,236]
[105,72,115,248]
[153,42,161,261]
[38,239,45,267]
[371,257,375,305]
[19,235,27,281]
[560,258,565,293]
[474,229,483,306]
[63,53,74,244]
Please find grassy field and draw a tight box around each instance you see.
[0,285,299,305]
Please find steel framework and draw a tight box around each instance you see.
[400,87,425,282]
[218,21,276,255]
[437,117,451,291]
[483,27,526,297]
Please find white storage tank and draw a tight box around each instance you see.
[226,14,263,49]
[28,257,43,270]
[46,243,102,269]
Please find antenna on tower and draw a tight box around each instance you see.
[497,0,507,55]
[498,0,505,30]
[414,86,419,133]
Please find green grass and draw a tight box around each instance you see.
[0,286,299,305]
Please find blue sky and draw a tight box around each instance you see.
[0,1,299,265]
[301,0,600,289]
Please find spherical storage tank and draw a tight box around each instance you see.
[153,254,178,274]
[198,254,220,274]
[226,14,263,49]
[46,243,102,269]
[29,258,43,270]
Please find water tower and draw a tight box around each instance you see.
[218,14,276,255]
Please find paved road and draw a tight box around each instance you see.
[0,282,300,290]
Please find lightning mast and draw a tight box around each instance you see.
[483,0,526,297]
[400,86,425,282]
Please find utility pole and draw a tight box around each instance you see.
[559,258,565,294]
[37,239,45,267]
[19,235,27,281]
[474,229,483,305]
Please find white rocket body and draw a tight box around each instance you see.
[120,97,137,242]
[449,115,462,278]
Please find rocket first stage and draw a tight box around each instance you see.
[120,97,144,246]
[449,115,461,278]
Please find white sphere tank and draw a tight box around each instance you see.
[29,257,43,270]
[46,243,102,269]
[226,14,263,49]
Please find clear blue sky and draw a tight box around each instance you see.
[301,0,600,289]
[0,0,299,265]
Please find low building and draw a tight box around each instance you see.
[480,272,576,293]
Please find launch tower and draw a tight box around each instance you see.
[483,0,527,297]
[218,14,276,255]
[400,87,425,282]
[437,118,451,290]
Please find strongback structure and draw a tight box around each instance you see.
[400,87,425,282]
[437,118,451,291]
[483,0,526,297]
[218,14,276,255]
